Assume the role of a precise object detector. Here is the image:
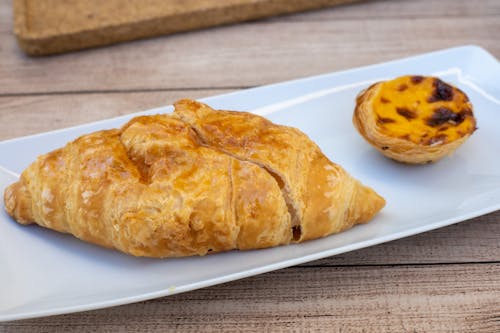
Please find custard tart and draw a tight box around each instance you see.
[353,75,477,164]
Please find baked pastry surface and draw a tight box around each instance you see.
[353,75,476,164]
[4,99,385,257]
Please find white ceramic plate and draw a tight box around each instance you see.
[1,45,499,321]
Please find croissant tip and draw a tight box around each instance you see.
[374,192,387,212]
[3,181,34,225]
[3,183,16,216]
[352,184,386,224]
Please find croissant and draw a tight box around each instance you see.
[4,99,385,257]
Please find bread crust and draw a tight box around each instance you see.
[4,100,385,257]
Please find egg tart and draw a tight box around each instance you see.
[353,75,477,164]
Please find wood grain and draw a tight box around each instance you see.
[0,2,499,94]
[0,0,499,330]
[3,264,499,332]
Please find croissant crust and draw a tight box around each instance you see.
[4,99,385,257]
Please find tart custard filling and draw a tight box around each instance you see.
[372,75,476,146]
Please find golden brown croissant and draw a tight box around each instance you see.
[4,99,385,257]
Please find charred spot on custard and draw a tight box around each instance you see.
[426,107,465,127]
[398,84,408,92]
[461,108,473,117]
[380,97,390,104]
[428,78,454,102]
[411,76,424,84]
[377,116,396,124]
[400,134,410,141]
[396,107,417,120]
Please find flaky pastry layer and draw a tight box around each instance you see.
[4,99,385,257]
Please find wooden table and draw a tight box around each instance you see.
[1,0,499,331]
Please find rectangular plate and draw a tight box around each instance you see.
[1,45,499,321]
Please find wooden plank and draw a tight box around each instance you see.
[14,0,363,56]
[3,0,498,34]
[13,0,499,55]
[3,264,499,331]
[0,14,498,93]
